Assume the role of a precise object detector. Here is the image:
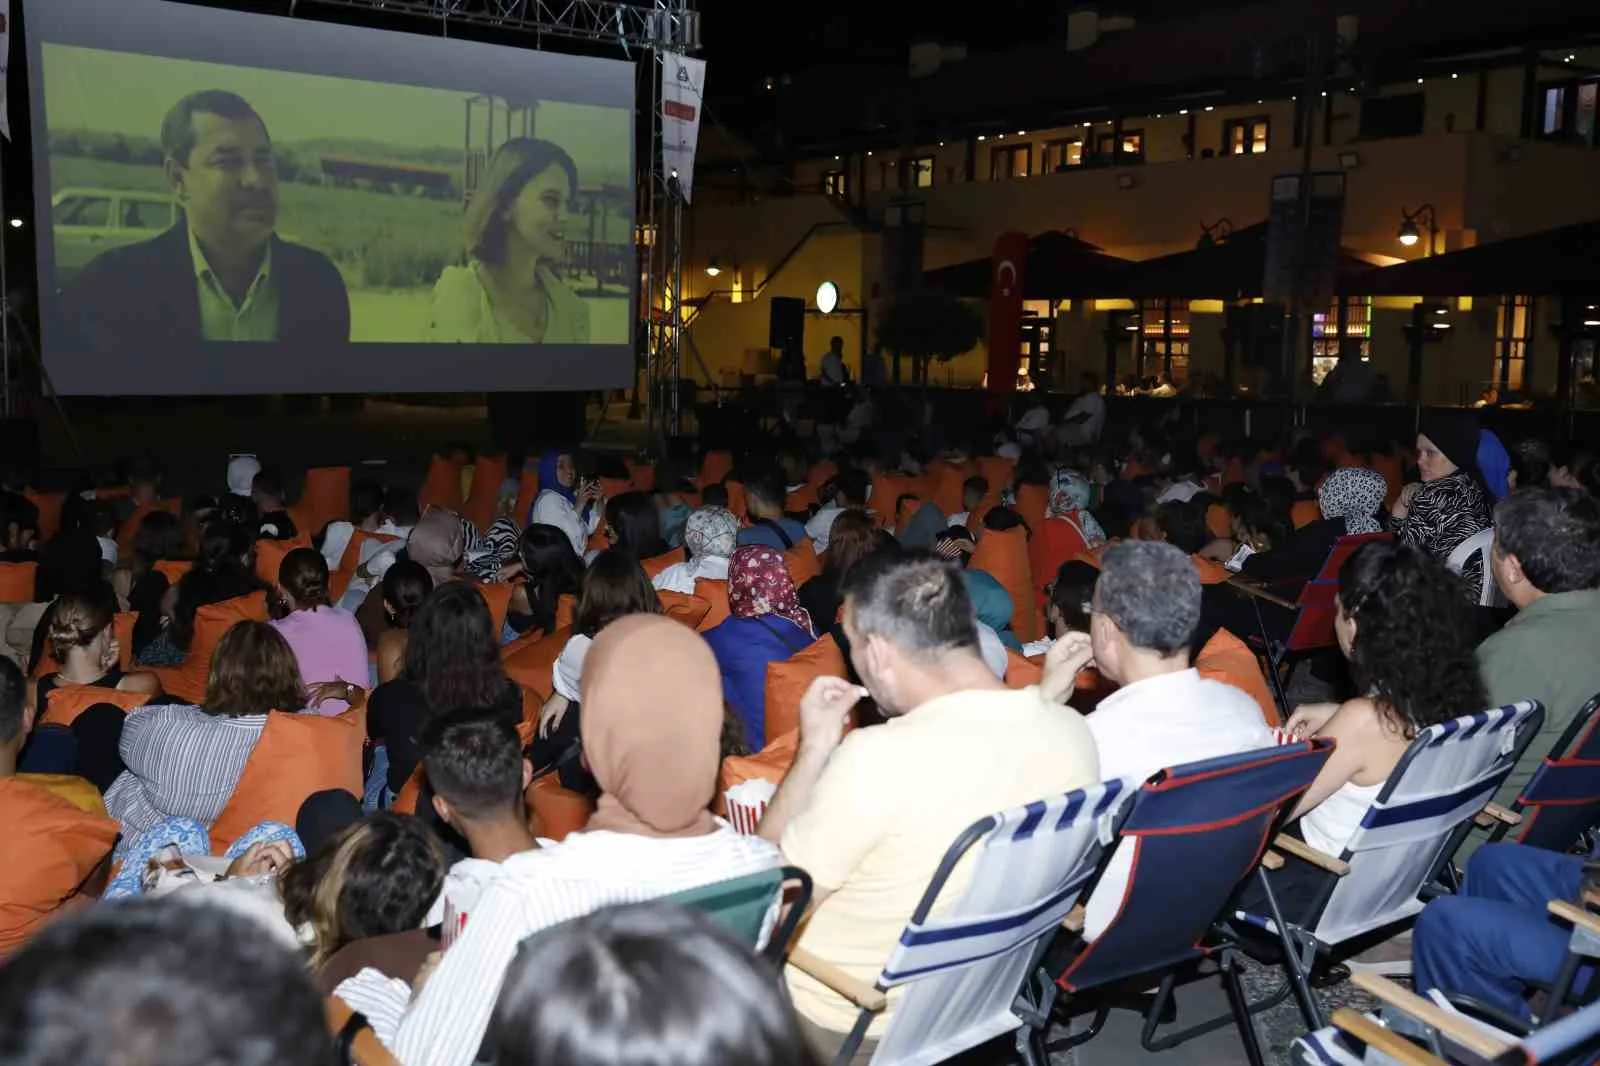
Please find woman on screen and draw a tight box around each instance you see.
[425,138,591,344]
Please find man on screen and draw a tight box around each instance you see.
[65,90,349,349]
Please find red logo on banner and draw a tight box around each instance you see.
[985,231,1029,396]
[663,100,697,121]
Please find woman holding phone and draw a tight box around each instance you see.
[529,450,602,557]
[425,138,591,344]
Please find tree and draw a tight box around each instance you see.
[874,287,984,386]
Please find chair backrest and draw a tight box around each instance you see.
[866,780,1129,1066]
[1445,527,1499,607]
[1058,740,1334,994]
[1281,533,1391,653]
[1515,692,1600,853]
[660,866,787,953]
[1313,701,1544,946]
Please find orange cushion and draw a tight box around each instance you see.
[641,547,686,580]
[1014,483,1049,532]
[717,729,799,814]
[693,579,731,632]
[392,765,426,817]
[658,591,712,629]
[419,455,465,511]
[475,582,514,637]
[784,484,819,514]
[153,559,193,583]
[0,778,119,959]
[209,704,366,853]
[1206,502,1233,540]
[502,626,569,704]
[511,469,540,527]
[527,774,594,842]
[0,561,37,603]
[1003,650,1044,690]
[698,450,733,489]
[462,455,509,531]
[330,529,401,601]
[1290,499,1321,530]
[24,490,65,542]
[783,540,822,588]
[40,685,151,728]
[255,534,312,585]
[149,591,270,704]
[116,499,182,556]
[554,593,576,632]
[970,525,1039,643]
[1195,628,1280,727]
[297,467,352,534]
[763,634,848,744]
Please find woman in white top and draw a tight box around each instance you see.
[528,450,602,557]
[388,613,781,1066]
[1264,541,1488,912]
[425,138,590,344]
[652,505,738,595]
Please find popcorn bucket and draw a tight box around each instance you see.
[723,779,777,835]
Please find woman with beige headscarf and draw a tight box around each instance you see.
[388,615,782,1066]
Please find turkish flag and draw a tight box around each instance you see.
[985,231,1029,397]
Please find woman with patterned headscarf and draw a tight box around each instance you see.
[1029,467,1107,608]
[651,506,739,595]
[701,545,816,750]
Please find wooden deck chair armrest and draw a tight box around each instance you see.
[1472,803,1523,829]
[1225,578,1298,612]
[1062,903,1085,933]
[787,947,888,1013]
[1329,1008,1449,1066]
[1348,972,1513,1060]
[1548,899,1600,941]
[1260,850,1286,870]
[1273,833,1350,876]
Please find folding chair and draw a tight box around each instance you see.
[1234,702,1545,1032]
[786,780,1129,1066]
[1228,532,1391,718]
[1048,740,1336,1066]
[1487,692,1600,854]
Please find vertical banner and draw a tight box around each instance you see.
[985,231,1029,395]
[660,54,705,202]
[0,0,10,139]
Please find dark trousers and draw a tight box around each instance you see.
[1412,843,1588,1019]
[18,703,127,792]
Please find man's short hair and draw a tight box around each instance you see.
[833,469,871,508]
[741,471,783,511]
[1494,487,1600,595]
[160,90,267,166]
[841,551,978,656]
[421,710,526,820]
[0,898,331,1066]
[1096,540,1201,655]
[0,655,24,744]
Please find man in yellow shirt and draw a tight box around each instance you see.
[759,553,1100,1061]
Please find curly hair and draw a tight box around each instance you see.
[1337,541,1487,737]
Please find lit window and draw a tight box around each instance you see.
[908,156,934,188]
[1225,117,1271,155]
[1041,139,1083,172]
[1495,295,1534,391]
[989,144,1031,180]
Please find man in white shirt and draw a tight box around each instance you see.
[760,553,1099,1060]
[819,336,848,386]
[1043,540,1273,937]
[1059,373,1107,448]
[806,469,870,552]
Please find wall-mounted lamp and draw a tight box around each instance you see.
[705,258,722,277]
[1397,203,1439,255]
[1197,218,1235,250]
[816,280,839,315]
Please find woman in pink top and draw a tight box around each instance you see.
[271,548,370,715]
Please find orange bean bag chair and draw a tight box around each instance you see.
[0,561,37,603]
[641,547,686,580]
[511,468,540,526]
[116,498,183,556]
[40,686,151,728]
[658,591,712,630]
[627,460,656,493]
[329,529,402,602]
[149,591,271,704]
[694,579,730,632]
[153,559,194,584]
[927,459,976,517]
[502,626,570,704]
[783,540,822,588]
[462,455,508,532]
[1290,498,1322,530]
[969,525,1039,644]
[1003,650,1044,690]
[0,778,119,959]
[763,634,848,744]
[784,484,819,515]
[554,593,576,632]
[698,450,733,489]
[977,456,1017,496]
[23,490,64,542]
[296,466,352,535]
[1195,628,1280,728]
[527,773,595,842]
[418,454,465,511]
[255,534,313,585]
[1014,483,1049,532]
[209,702,367,853]
[475,582,514,637]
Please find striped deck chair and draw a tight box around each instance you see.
[1049,740,1335,1066]
[789,780,1129,1066]
[1490,692,1600,854]
[1233,702,1545,1033]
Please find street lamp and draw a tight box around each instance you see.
[705,258,721,277]
[1197,218,1235,250]
[1397,204,1439,255]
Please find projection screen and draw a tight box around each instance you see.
[24,0,637,395]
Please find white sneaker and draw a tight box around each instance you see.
[1345,930,1413,977]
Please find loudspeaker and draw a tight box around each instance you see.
[769,297,806,351]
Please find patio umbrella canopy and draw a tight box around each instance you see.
[1352,219,1600,297]
[922,231,1134,299]
[1117,221,1379,300]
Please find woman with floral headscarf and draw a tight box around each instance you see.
[701,545,816,750]
[651,506,739,595]
[1028,468,1107,607]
